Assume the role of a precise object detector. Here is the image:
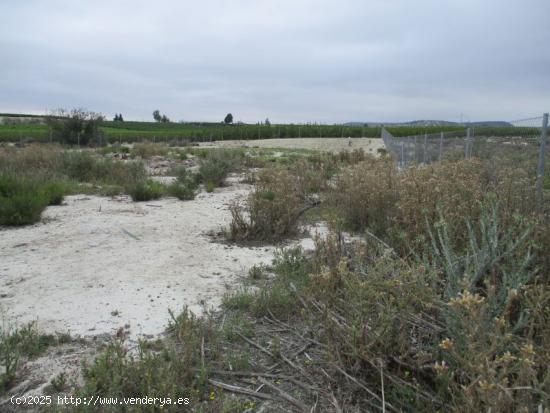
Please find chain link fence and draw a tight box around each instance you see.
[382,113,549,207]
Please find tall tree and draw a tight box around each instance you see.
[46,108,104,146]
[153,110,161,122]
[265,118,271,126]
[224,113,233,124]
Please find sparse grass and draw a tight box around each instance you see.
[0,145,147,204]
[130,142,169,159]
[59,151,146,187]
[96,145,130,155]
[0,322,70,393]
[223,289,255,312]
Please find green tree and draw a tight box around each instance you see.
[224,113,233,124]
[265,118,271,126]
[161,114,170,123]
[46,108,104,146]
[153,110,161,122]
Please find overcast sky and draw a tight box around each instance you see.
[1,0,549,123]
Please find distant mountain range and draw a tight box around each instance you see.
[344,120,513,127]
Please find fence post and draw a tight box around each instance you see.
[536,113,549,209]
[400,142,405,168]
[469,127,474,158]
[423,133,427,164]
[414,135,417,162]
[464,128,470,159]
[439,132,443,162]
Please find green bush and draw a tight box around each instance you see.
[0,174,50,226]
[127,180,165,202]
[198,150,243,188]
[42,180,66,205]
[166,166,198,200]
[167,181,196,200]
[0,174,69,226]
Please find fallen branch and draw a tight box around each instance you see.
[295,200,321,220]
[236,332,274,358]
[258,377,311,412]
[208,379,275,401]
[206,370,318,392]
[332,364,397,413]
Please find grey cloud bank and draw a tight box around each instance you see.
[1,0,549,123]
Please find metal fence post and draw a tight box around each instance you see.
[400,142,405,168]
[469,127,474,158]
[423,133,427,164]
[439,132,443,162]
[464,128,470,159]
[414,135,417,162]
[536,113,549,209]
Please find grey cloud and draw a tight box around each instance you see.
[1,0,549,122]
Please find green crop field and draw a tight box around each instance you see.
[0,119,537,144]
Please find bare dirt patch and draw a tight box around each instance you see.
[199,137,384,154]
[0,176,279,342]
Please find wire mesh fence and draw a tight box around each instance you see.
[382,113,549,208]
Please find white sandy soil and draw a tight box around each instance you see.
[199,137,384,154]
[0,176,282,341]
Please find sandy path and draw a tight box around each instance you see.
[198,137,384,154]
[0,177,277,340]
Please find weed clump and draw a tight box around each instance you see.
[166,166,198,200]
[198,150,243,188]
[127,180,165,201]
[227,168,302,241]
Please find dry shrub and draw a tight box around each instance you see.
[393,160,486,250]
[130,142,168,159]
[333,158,547,261]
[228,167,301,241]
[0,144,62,177]
[301,212,549,411]
[335,148,368,164]
[198,150,244,188]
[291,158,333,197]
[331,157,399,234]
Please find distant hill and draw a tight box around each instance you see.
[345,120,513,127]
